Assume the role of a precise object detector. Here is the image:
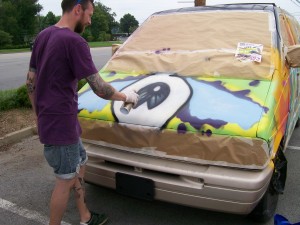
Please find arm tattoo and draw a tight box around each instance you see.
[26,72,35,94]
[86,73,116,100]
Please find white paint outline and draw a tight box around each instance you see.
[0,198,71,225]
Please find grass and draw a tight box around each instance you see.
[0,48,31,54]
[0,89,19,111]
[88,41,122,48]
[0,85,31,111]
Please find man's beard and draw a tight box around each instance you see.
[74,21,85,34]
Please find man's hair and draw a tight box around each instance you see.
[61,0,94,13]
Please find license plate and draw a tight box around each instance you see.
[116,173,155,201]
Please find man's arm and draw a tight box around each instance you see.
[26,67,37,117]
[85,73,126,101]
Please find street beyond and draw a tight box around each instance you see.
[0,47,112,90]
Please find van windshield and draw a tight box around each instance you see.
[104,10,277,80]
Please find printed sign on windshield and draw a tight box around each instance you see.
[235,42,263,63]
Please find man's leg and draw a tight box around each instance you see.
[49,178,76,225]
[74,166,108,225]
[74,165,91,223]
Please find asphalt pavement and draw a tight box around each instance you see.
[0,47,112,90]
[1,48,300,225]
[0,130,300,225]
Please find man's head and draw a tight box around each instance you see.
[61,0,94,33]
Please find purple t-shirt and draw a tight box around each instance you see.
[30,26,98,145]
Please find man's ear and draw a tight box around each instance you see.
[74,4,82,16]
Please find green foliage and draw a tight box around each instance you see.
[1,44,29,50]
[40,11,59,30]
[94,2,118,35]
[0,85,32,111]
[0,0,131,47]
[90,12,108,40]
[0,0,42,45]
[120,13,139,35]
[98,32,111,41]
[37,11,60,31]
[16,85,31,108]
[87,41,122,48]
[0,30,12,48]
[82,28,94,42]
[82,2,117,41]
[129,26,138,34]
[0,89,19,111]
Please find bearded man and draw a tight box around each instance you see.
[26,0,138,224]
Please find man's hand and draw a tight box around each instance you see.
[123,90,139,106]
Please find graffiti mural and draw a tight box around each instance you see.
[78,73,270,135]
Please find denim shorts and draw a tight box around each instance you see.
[44,139,88,180]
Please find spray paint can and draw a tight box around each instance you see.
[120,102,133,114]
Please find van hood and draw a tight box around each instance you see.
[78,72,272,139]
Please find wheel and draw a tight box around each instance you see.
[248,184,279,222]
[249,147,287,222]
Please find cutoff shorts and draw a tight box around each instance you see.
[44,139,88,180]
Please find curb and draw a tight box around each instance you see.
[0,126,37,147]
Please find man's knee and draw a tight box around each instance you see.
[55,177,77,191]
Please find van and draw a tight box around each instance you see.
[78,3,300,221]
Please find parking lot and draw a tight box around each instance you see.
[0,129,299,225]
[1,47,300,224]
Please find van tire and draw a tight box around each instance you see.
[296,118,300,128]
[249,183,279,222]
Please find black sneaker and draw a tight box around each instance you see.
[80,211,108,225]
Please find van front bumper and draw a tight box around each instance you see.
[83,140,274,215]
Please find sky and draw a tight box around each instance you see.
[38,0,300,24]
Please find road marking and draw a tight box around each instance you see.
[0,198,71,225]
[287,145,300,151]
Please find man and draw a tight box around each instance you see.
[26,0,139,225]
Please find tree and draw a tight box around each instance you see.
[0,1,19,42]
[120,13,139,35]
[111,22,120,34]
[0,30,12,48]
[0,0,42,45]
[90,6,108,40]
[94,2,118,35]
[129,25,138,34]
[14,0,42,43]
[55,16,61,23]
[82,2,117,41]
[40,11,59,30]
[82,27,93,42]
